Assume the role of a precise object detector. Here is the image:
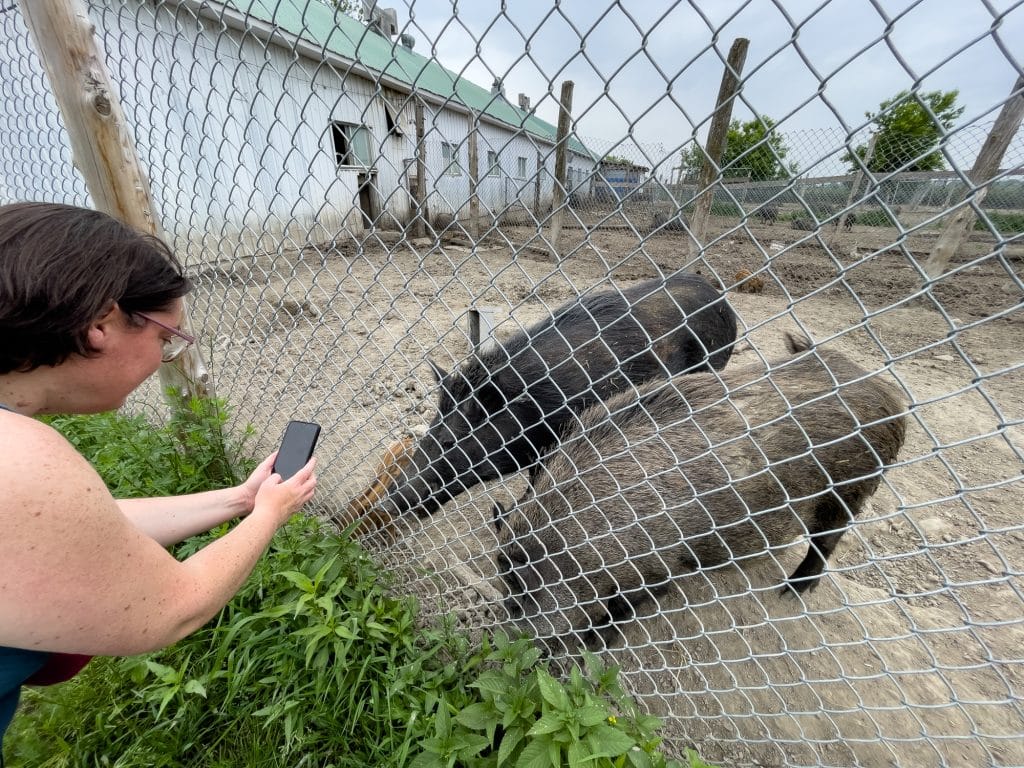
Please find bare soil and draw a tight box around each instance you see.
[178,216,1024,767]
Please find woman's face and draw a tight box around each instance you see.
[62,298,187,414]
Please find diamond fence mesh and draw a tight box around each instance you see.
[2,1,1024,766]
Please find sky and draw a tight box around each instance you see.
[387,0,1024,173]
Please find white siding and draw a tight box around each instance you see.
[1,1,597,256]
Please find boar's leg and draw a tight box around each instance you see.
[783,492,855,595]
[584,584,674,651]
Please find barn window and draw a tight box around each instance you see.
[487,150,500,176]
[442,142,462,176]
[516,156,527,178]
[383,98,403,136]
[331,121,373,167]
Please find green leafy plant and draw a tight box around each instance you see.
[852,210,898,228]
[975,211,1024,234]
[8,404,709,768]
[844,89,965,173]
[679,117,797,181]
[40,393,254,498]
[411,633,694,768]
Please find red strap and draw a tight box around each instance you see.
[23,653,93,686]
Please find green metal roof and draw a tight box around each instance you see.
[214,0,594,157]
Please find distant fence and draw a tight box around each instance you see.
[568,128,1024,235]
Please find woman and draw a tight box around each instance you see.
[0,202,318,748]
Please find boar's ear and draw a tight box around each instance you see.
[427,358,448,383]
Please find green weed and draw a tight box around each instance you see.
[7,404,711,768]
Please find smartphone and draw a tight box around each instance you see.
[272,420,321,480]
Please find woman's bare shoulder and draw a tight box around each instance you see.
[0,412,107,506]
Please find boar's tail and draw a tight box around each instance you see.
[784,332,813,355]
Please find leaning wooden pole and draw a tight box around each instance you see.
[413,95,428,238]
[468,113,481,240]
[923,75,1024,280]
[689,38,749,258]
[17,0,213,403]
[547,79,574,259]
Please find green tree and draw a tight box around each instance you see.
[679,117,796,181]
[321,0,361,17]
[601,154,637,166]
[845,89,965,173]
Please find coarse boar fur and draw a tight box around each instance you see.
[495,334,907,652]
[375,273,738,523]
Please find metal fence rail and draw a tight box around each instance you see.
[3,1,1023,766]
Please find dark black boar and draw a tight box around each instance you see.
[754,205,779,225]
[651,210,688,233]
[495,334,906,653]
[843,212,856,231]
[378,273,738,522]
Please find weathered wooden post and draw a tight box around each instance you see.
[547,79,574,259]
[534,152,543,215]
[923,75,1024,280]
[413,95,428,238]
[17,0,213,403]
[689,38,749,258]
[831,134,877,243]
[468,113,481,239]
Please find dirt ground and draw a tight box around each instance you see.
[178,215,1024,767]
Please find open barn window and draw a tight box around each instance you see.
[331,121,372,167]
[442,142,462,176]
[383,98,403,136]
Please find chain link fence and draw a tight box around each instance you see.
[573,127,1024,237]
[3,1,1024,765]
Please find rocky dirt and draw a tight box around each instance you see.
[174,214,1024,767]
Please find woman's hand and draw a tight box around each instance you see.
[238,453,278,515]
[254,458,318,526]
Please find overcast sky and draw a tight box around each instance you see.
[392,0,1023,172]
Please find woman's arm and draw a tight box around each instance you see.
[0,419,316,657]
[117,454,277,546]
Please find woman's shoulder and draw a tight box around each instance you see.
[0,412,98,489]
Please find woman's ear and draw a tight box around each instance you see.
[86,301,120,350]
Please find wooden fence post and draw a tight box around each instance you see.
[547,80,574,259]
[413,96,428,238]
[468,113,481,239]
[17,0,213,403]
[829,134,877,244]
[689,38,749,258]
[923,75,1024,280]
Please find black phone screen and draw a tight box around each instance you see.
[273,420,321,480]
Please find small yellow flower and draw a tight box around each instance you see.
[607,715,618,725]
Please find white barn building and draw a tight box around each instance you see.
[0,0,597,251]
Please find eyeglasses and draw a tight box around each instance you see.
[135,312,197,362]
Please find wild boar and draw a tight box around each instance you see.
[495,334,906,652]
[374,273,738,524]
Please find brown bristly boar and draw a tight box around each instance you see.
[494,334,907,653]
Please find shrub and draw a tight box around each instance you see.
[852,209,897,228]
[975,211,1024,234]
[7,402,708,768]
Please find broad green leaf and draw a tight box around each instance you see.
[515,737,554,768]
[455,702,495,731]
[497,725,525,766]
[536,670,570,710]
[527,712,565,737]
[586,725,637,757]
[577,705,610,727]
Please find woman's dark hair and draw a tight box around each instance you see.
[0,202,192,373]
